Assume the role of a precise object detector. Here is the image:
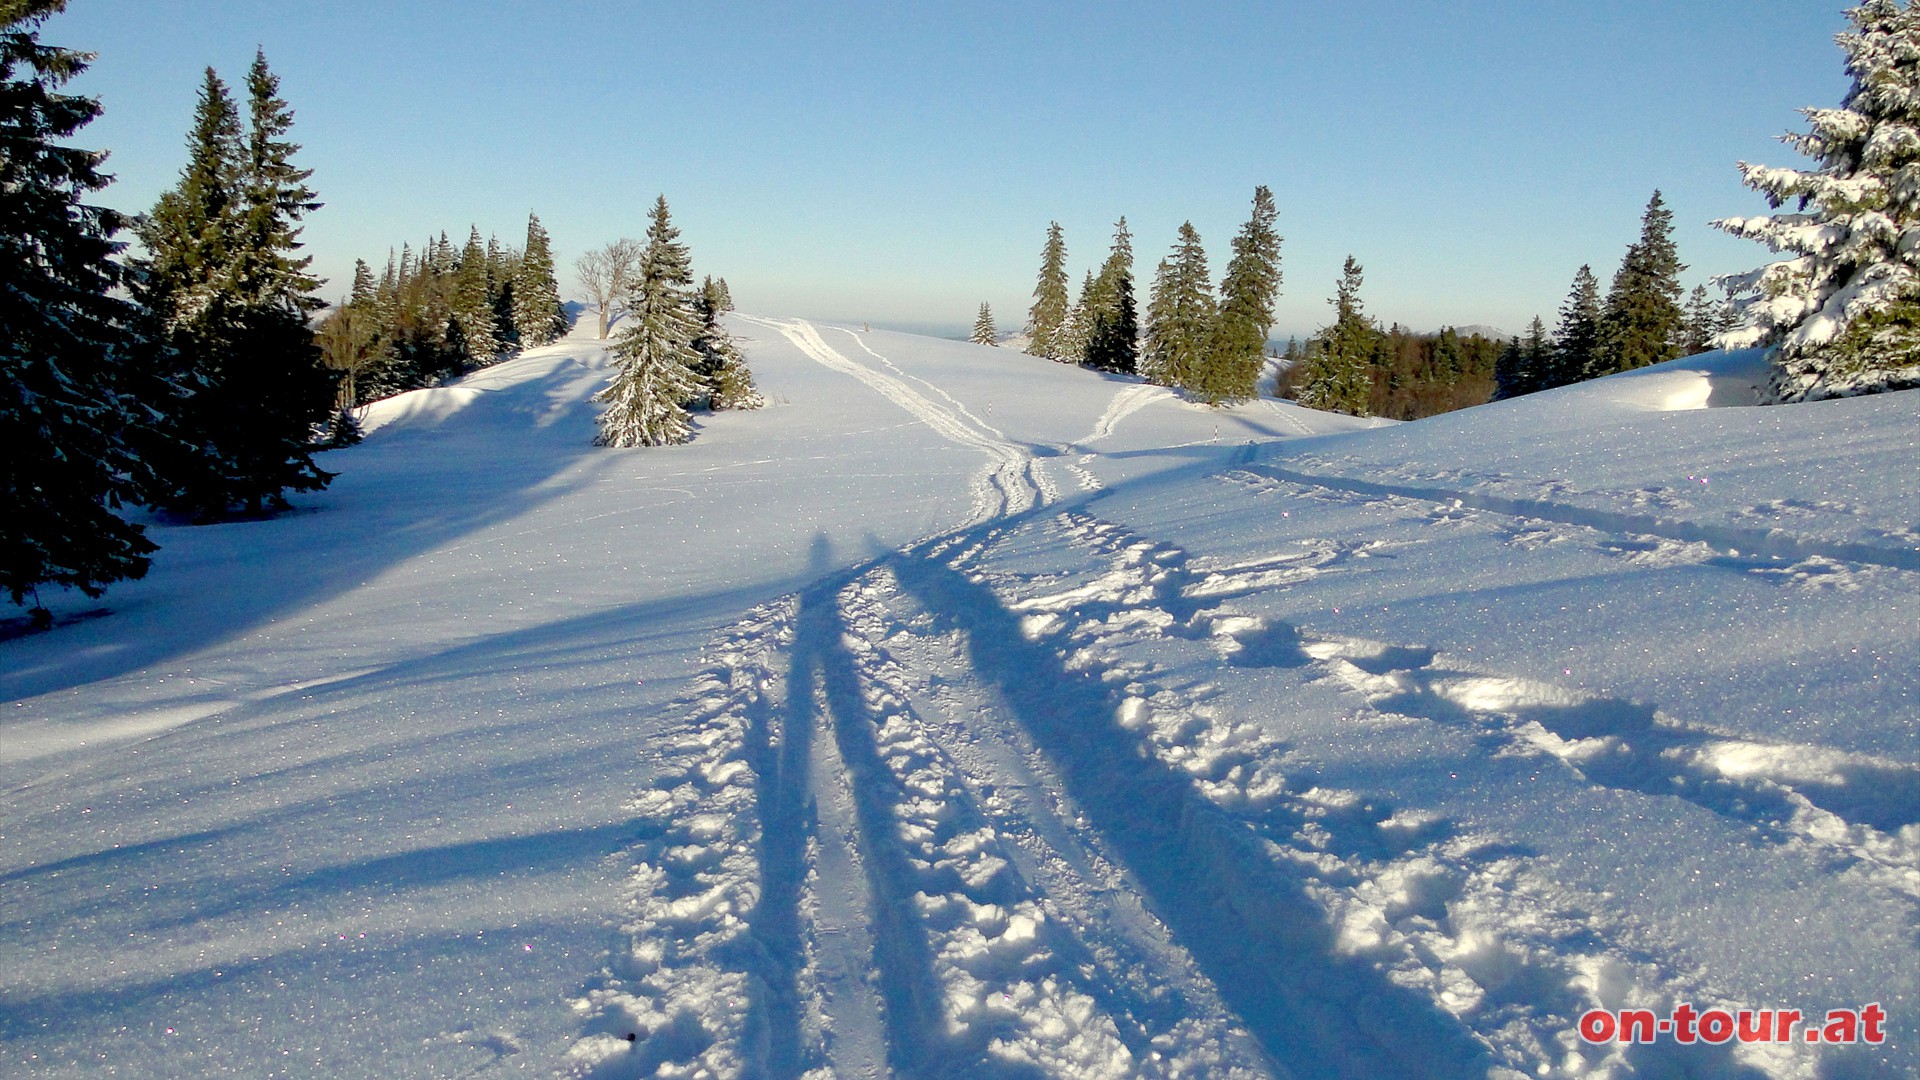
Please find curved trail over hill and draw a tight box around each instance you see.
[739,316,1050,522]
[1079,383,1168,446]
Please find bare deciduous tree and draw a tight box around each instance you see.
[575,238,642,339]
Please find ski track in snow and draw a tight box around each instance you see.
[739,317,1047,524]
[977,508,1920,1078]
[1235,459,1920,575]
[574,487,1920,1077]
[566,602,791,1079]
[1214,467,1920,912]
[569,351,1920,1077]
[834,329,1008,447]
[1079,384,1169,447]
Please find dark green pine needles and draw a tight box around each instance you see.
[1,0,155,620]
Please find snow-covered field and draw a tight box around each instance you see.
[2,316,1915,1079]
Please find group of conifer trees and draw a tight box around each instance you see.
[2,4,354,626]
[1282,192,1738,418]
[129,53,339,520]
[592,196,761,448]
[1489,191,1736,403]
[1277,257,1503,418]
[1016,187,1283,405]
[0,5,761,624]
[315,215,568,410]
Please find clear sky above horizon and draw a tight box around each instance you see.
[51,0,1854,339]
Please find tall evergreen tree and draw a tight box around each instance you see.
[485,234,519,351]
[1550,264,1603,387]
[1058,269,1095,364]
[1524,317,1552,393]
[970,302,998,346]
[1717,0,1920,401]
[221,50,335,507]
[593,196,703,447]
[451,225,504,363]
[1141,222,1215,392]
[1429,326,1463,386]
[134,54,336,519]
[1294,256,1377,415]
[1083,217,1138,374]
[1025,221,1070,360]
[1,0,155,624]
[136,68,240,336]
[513,211,567,347]
[428,230,456,277]
[1492,338,1524,401]
[691,275,761,412]
[234,49,320,307]
[1208,185,1284,404]
[1597,191,1687,376]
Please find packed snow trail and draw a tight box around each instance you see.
[886,530,1492,1080]
[738,317,1049,522]
[574,471,1920,1077]
[570,557,1280,1077]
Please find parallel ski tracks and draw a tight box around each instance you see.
[570,487,1908,1077]
[738,317,1050,524]
[566,335,1911,1077]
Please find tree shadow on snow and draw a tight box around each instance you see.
[0,350,620,703]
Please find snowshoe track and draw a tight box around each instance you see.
[568,392,1915,1077]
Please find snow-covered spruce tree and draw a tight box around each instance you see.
[593,196,704,447]
[1549,264,1603,389]
[234,51,321,307]
[1083,217,1139,374]
[970,302,998,345]
[485,234,519,352]
[1294,256,1377,416]
[134,54,336,519]
[133,67,239,355]
[1141,222,1216,392]
[221,50,336,506]
[1058,269,1095,363]
[1597,190,1686,377]
[1207,185,1284,404]
[451,226,505,364]
[1,0,156,623]
[513,212,567,347]
[1025,221,1070,360]
[1717,0,1920,401]
[692,275,761,411]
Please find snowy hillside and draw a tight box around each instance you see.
[2,319,1915,1079]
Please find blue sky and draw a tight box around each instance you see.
[54,1,1851,339]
